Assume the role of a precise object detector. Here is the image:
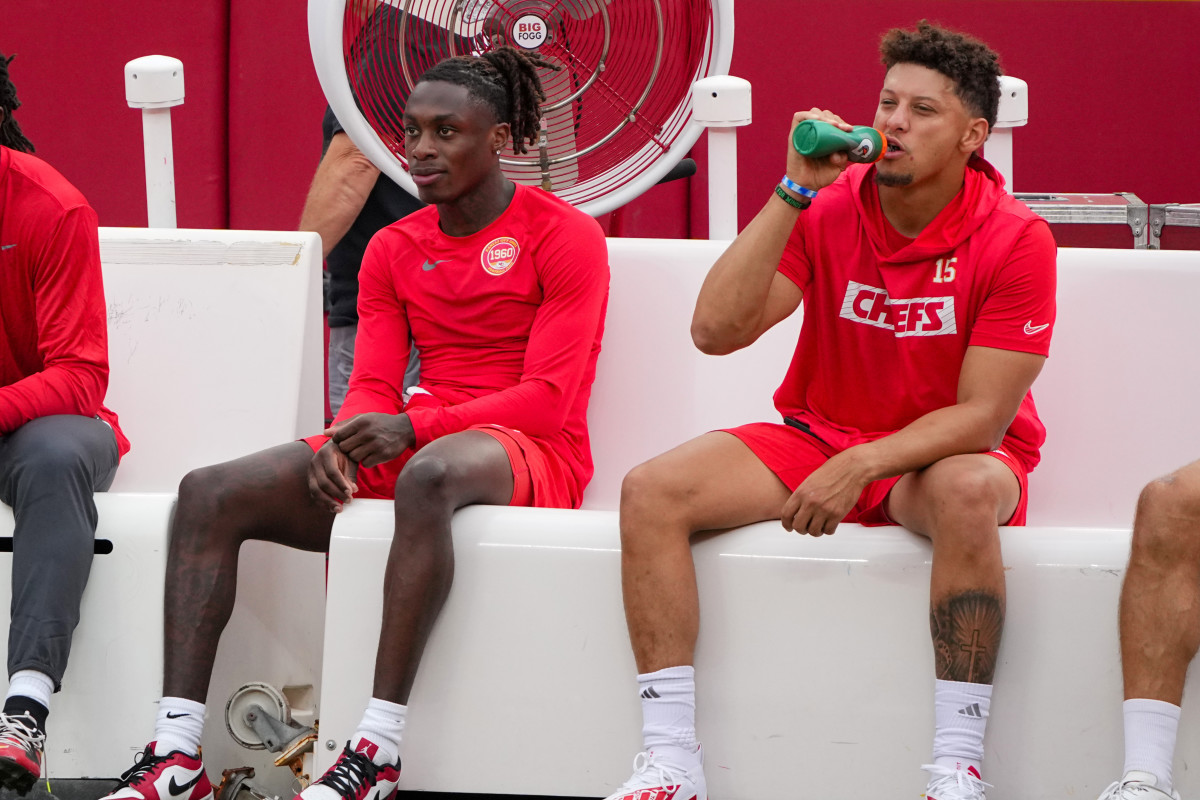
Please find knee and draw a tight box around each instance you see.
[1132,474,1200,563]
[394,452,453,505]
[621,462,671,521]
[619,462,689,549]
[921,462,1007,546]
[13,433,90,483]
[176,464,250,532]
[935,463,1004,515]
[1138,472,1200,522]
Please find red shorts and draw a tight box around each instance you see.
[724,422,1029,527]
[306,400,577,508]
[348,423,575,508]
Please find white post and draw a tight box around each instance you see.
[990,75,1028,193]
[124,56,185,228]
[706,129,739,240]
[986,129,1015,192]
[691,76,752,240]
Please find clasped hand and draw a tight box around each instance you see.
[325,412,415,468]
[306,413,415,513]
[780,451,871,537]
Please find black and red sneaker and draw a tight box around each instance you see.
[100,742,213,800]
[0,711,45,794]
[297,740,401,800]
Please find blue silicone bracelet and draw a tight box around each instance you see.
[780,175,818,199]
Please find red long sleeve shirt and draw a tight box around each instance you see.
[307,183,608,505]
[0,146,128,454]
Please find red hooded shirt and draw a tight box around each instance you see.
[775,157,1056,471]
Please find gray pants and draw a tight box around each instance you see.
[328,323,421,416]
[0,415,119,687]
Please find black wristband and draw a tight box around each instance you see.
[774,184,810,210]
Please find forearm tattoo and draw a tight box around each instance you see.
[930,590,1004,684]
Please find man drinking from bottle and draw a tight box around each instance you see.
[603,21,1056,800]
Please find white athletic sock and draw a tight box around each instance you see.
[351,698,406,766]
[1123,698,1181,791]
[932,679,991,776]
[6,670,53,710]
[638,666,699,766]
[154,697,206,757]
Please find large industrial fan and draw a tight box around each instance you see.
[309,0,733,215]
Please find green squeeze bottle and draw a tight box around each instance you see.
[791,120,888,163]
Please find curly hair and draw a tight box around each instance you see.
[880,21,1002,130]
[417,45,558,155]
[0,52,34,153]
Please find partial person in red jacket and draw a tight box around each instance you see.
[99,46,608,800]
[607,22,1055,800]
[0,51,129,794]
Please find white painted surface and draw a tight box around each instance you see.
[319,508,1198,799]
[1027,249,1200,526]
[99,228,325,492]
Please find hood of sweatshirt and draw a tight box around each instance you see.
[848,155,1008,266]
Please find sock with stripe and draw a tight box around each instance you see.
[638,666,700,769]
[932,679,991,777]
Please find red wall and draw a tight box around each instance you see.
[5,0,1198,247]
[6,1,232,229]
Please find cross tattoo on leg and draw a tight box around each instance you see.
[931,590,1004,684]
[960,629,987,683]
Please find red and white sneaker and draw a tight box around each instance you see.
[602,747,706,800]
[923,763,992,800]
[100,743,213,800]
[0,711,45,794]
[297,740,401,800]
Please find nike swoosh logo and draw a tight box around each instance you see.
[1023,321,1050,335]
[421,259,447,271]
[168,771,204,797]
[0,244,14,251]
[165,712,190,719]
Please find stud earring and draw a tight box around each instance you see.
[495,149,501,155]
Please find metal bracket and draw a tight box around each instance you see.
[1147,204,1168,250]
[244,703,316,754]
[1017,192,1151,249]
[1116,193,1149,249]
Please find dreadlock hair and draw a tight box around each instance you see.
[879,21,1002,130]
[0,52,34,153]
[417,46,559,155]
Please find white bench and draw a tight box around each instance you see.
[0,228,328,783]
[316,241,1200,800]
[3,230,1197,798]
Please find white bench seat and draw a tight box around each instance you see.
[315,241,1200,800]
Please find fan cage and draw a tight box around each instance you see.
[310,0,732,216]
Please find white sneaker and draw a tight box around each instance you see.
[1097,771,1182,800]
[922,763,991,800]
[603,747,706,800]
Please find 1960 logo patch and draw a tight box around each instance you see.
[481,237,520,276]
